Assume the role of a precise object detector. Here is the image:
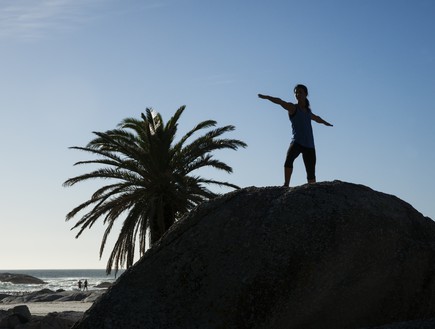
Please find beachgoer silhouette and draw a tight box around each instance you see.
[258,84,333,187]
[84,279,88,291]
[78,280,82,290]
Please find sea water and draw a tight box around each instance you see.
[0,269,124,294]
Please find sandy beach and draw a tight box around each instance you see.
[0,300,92,316]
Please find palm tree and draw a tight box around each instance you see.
[63,106,247,274]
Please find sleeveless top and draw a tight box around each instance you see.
[289,105,315,148]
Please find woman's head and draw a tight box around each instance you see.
[293,84,310,108]
[294,84,308,97]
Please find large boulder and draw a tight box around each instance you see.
[72,181,435,329]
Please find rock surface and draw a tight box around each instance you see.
[0,273,45,285]
[72,181,435,329]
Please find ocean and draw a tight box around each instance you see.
[0,269,124,294]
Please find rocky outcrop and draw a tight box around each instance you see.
[0,289,104,304]
[72,181,435,329]
[0,273,45,285]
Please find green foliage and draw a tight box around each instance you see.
[63,106,247,274]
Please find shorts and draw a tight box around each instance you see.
[284,142,316,181]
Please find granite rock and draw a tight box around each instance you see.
[72,181,435,329]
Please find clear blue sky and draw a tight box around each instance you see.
[1,0,434,269]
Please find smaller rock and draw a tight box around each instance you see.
[0,294,10,301]
[56,292,89,302]
[0,306,32,329]
[32,288,54,295]
[94,282,111,289]
[13,305,31,322]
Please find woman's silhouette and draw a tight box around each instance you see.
[258,84,333,186]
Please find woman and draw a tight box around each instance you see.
[258,84,333,187]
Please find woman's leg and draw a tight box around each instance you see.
[284,143,301,187]
[302,147,316,184]
[284,167,293,187]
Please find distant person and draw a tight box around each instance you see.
[258,84,333,187]
[84,279,88,291]
[78,280,82,290]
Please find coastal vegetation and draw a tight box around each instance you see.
[63,106,246,274]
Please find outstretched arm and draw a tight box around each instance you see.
[312,113,333,126]
[258,94,295,114]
